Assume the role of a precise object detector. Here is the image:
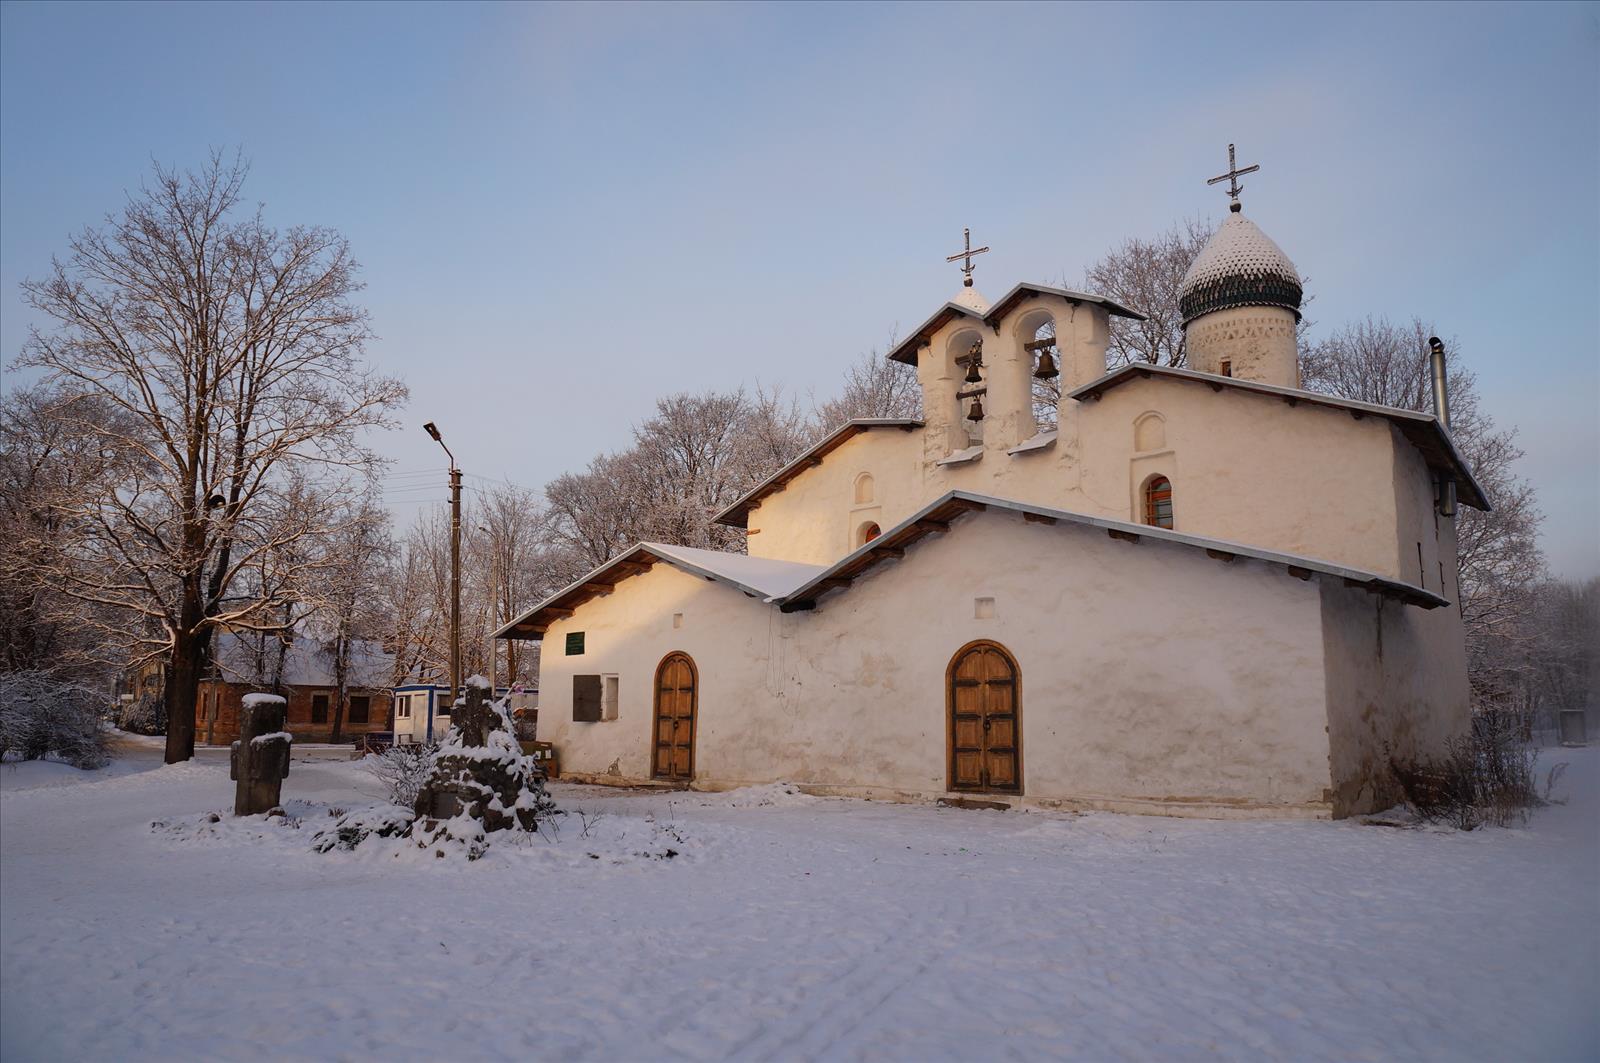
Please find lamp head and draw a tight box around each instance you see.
[423,421,442,442]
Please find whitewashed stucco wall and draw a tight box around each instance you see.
[540,508,1342,815]
[750,372,1441,591]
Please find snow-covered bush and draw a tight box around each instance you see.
[0,670,110,769]
[311,805,417,853]
[367,742,437,807]
[118,689,166,736]
[1391,711,1546,829]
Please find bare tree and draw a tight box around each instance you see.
[382,511,446,697]
[812,339,921,428]
[17,153,405,762]
[305,496,392,742]
[1084,219,1214,370]
[0,385,141,682]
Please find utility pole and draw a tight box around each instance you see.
[424,422,462,712]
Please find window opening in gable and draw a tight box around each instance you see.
[1144,476,1174,529]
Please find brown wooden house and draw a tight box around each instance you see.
[192,634,395,745]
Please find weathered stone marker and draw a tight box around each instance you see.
[231,693,291,816]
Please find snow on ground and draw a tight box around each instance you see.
[1,739,1596,1062]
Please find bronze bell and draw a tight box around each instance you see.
[1033,350,1059,380]
[963,342,983,384]
[966,395,985,421]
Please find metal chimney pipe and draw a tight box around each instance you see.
[1429,336,1457,516]
[1428,337,1451,429]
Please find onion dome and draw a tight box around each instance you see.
[1178,212,1303,326]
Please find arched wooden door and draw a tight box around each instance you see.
[652,652,697,781]
[948,641,1022,794]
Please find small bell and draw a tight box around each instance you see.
[963,342,983,384]
[1033,350,1059,380]
[966,395,985,422]
[964,360,983,385]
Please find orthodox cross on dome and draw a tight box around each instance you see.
[945,227,990,288]
[1207,143,1260,213]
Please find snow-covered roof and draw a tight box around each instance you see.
[952,286,990,312]
[638,543,824,599]
[1177,212,1303,325]
[1066,364,1490,510]
[779,491,1450,612]
[212,633,394,690]
[494,543,825,640]
[889,282,1146,366]
[713,418,924,530]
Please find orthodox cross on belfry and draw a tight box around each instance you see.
[945,227,989,288]
[1207,143,1260,212]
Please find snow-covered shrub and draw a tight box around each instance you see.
[118,689,166,736]
[1390,711,1545,829]
[366,742,437,807]
[311,805,417,853]
[0,670,110,769]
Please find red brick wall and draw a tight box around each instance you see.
[196,681,392,745]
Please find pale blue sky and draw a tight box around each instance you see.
[2,1,1596,576]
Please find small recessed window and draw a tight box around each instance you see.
[565,631,585,656]
[672,613,684,630]
[1144,477,1174,529]
[975,597,996,619]
[1220,359,1233,378]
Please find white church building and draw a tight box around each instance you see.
[498,163,1486,819]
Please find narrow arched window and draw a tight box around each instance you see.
[1144,477,1173,529]
[857,521,882,547]
[854,473,874,505]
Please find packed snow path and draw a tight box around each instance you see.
[2,737,1595,1062]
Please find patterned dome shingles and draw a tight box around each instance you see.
[1178,213,1303,326]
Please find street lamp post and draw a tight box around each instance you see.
[423,422,462,713]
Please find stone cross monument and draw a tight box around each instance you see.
[231,694,291,816]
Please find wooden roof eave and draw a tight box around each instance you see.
[496,548,663,640]
[779,496,986,611]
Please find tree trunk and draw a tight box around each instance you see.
[330,629,349,744]
[164,627,200,764]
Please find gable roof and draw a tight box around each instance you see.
[888,282,1146,365]
[712,418,923,530]
[493,541,824,640]
[777,491,1449,613]
[1067,364,1489,511]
